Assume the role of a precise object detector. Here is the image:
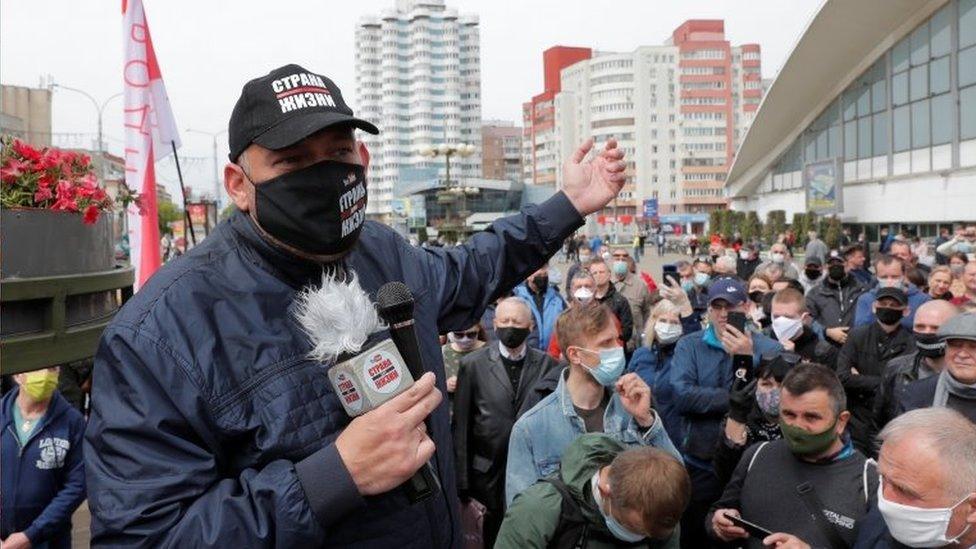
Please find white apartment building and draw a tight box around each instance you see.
[550,21,762,234]
[355,0,482,219]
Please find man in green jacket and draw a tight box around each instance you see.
[495,434,688,548]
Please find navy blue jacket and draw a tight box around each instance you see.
[669,329,782,463]
[84,193,582,547]
[626,342,682,444]
[852,504,911,549]
[1,389,86,548]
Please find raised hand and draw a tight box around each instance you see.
[561,138,627,216]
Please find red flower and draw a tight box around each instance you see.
[12,139,42,162]
[0,158,29,184]
[52,196,79,212]
[55,179,75,201]
[34,186,54,203]
[83,204,100,225]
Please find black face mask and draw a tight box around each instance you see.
[875,307,903,326]
[248,159,367,256]
[804,268,822,280]
[533,275,549,292]
[497,327,530,349]
[914,332,946,358]
[748,290,765,304]
[827,264,846,281]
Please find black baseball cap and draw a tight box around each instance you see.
[875,287,908,306]
[228,64,379,161]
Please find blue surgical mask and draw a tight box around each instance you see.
[681,280,694,293]
[592,471,646,543]
[694,272,711,286]
[957,242,973,254]
[580,346,626,386]
[612,261,628,276]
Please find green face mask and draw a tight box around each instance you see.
[779,419,838,457]
[22,370,59,402]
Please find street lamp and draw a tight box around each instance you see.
[418,143,476,238]
[51,83,122,180]
[186,128,228,209]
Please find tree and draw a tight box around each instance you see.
[764,210,787,245]
[742,211,763,243]
[824,215,843,249]
[157,200,183,235]
[709,210,722,237]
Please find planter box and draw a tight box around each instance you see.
[1,208,114,279]
[1,208,132,375]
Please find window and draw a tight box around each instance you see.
[844,121,857,159]
[962,0,976,49]
[858,116,872,158]
[961,85,976,139]
[910,65,928,101]
[931,6,951,57]
[960,46,976,87]
[894,105,911,152]
[873,112,889,155]
[911,98,930,148]
[931,93,952,144]
[893,72,909,106]
[930,56,950,94]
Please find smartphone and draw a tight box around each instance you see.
[727,514,774,539]
[662,264,678,287]
[727,311,747,334]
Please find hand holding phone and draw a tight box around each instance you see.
[727,514,774,540]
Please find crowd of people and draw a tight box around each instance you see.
[4,62,976,549]
[448,226,976,548]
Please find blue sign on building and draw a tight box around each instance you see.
[642,198,658,218]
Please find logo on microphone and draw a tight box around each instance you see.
[364,350,403,394]
[334,371,364,413]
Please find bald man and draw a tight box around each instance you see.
[874,300,960,430]
[452,297,560,546]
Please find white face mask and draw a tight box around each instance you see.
[771,315,803,342]
[574,287,595,304]
[654,321,682,344]
[771,252,785,264]
[877,481,972,547]
[739,250,751,260]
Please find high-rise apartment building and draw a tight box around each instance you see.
[355,0,482,220]
[539,21,761,231]
[522,46,593,186]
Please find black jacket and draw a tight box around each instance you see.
[897,374,976,423]
[836,323,915,454]
[872,351,935,431]
[791,326,840,369]
[737,257,761,280]
[453,344,559,511]
[597,284,634,347]
[806,276,870,339]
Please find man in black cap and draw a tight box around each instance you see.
[84,64,628,547]
[797,255,825,294]
[836,287,916,454]
[806,250,870,348]
[898,312,976,423]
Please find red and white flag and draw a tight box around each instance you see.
[122,0,181,289]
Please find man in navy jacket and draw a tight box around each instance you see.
[1,368,86,549]
[84,64,627,547]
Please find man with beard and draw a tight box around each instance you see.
[83,64,628,546]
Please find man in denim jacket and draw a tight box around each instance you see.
[505,304,681,507]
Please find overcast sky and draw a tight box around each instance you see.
[1,0,822,200]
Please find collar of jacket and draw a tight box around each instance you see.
[1,387,71,434]
[824,274,852,290]
[228,210,342,289]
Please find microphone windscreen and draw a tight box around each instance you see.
[376,281,415,324]
[294,271,384,362]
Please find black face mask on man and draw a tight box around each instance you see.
[914,332,946,359]
[827,264,846,281]
[246,159,368,256]
[875,306,903,326]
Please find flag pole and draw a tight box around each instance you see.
[171,140,197,247]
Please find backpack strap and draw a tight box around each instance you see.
[540,477,589,549]
[796,482,851,549]
[746,441,770,473]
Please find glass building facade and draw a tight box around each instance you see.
[764,0,976,192]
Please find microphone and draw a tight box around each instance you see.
[376,281,441,503]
